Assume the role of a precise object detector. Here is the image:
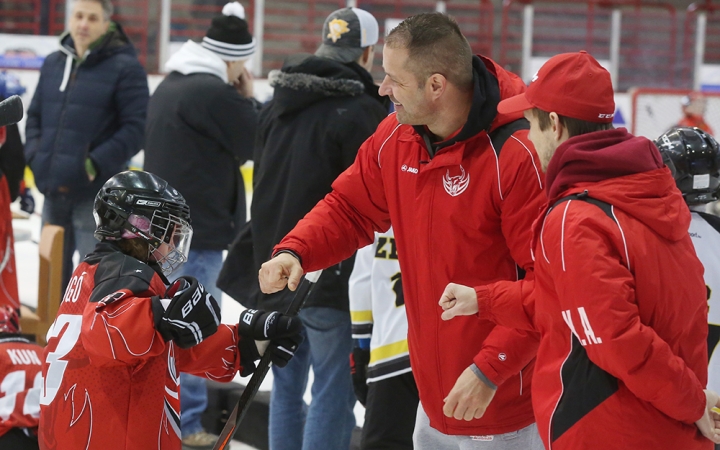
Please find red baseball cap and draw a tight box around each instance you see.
[497,51,615,123]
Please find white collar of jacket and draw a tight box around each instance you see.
[164,40,228,84]
[58,32,90,93]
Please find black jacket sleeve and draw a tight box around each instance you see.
[0,123,25,201]
[334,98,387,169]
[206,88,258,164]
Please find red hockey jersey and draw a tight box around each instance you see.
[39,244,247,450]
[0,335,43,438]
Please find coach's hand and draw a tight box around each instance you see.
[443,365,496,421]
[439,283,479,320]
[259,252,304,293]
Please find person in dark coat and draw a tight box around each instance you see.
[143,2,257,449]
[218,7,388,450]
[24,0,149,287]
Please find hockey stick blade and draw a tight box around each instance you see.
[213,270,323,450]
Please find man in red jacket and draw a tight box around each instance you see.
[258,12,545,449]
[439,51,720,450]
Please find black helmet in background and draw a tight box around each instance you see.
[93,170,192,275]
[655,127,720,205]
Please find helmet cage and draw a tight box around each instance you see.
[146,209,192,275]
[94,189,192,275]
[0,306,19,334]
[656,127,720,205]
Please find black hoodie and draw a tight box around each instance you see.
[218,55,388,311]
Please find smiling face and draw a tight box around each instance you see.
[69,0,109,55]
[378,45,435,125]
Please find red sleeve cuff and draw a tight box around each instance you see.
[475,285,492,320]
[472,351,507,387]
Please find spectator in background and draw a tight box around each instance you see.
[218,7,388,450]
[143,2,258,448]
[24,0,149,288]
[0,306,42,450]
[349,227,418,450]
[679,92,715,135]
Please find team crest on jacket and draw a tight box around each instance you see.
[443,165,470,197]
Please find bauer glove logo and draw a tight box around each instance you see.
[242,309,257,325]
[181,284,204,318]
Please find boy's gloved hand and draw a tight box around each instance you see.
[237,309,304,374]
[19,187,34,214]
[153,276,221,349]
[18,180,34,214]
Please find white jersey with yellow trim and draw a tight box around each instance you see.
[688,210,720,393]
[349,227,411,383]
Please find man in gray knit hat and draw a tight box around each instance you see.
[143,2,258,448]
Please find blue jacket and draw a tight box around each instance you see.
[25,23,149,198]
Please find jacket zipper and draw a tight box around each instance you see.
[52,55,79,187]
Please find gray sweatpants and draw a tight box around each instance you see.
[413,403,545,450]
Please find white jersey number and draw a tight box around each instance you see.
[0,370,42,420]
[40,314,82,405]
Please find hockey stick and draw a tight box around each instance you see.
[213,269,323,450]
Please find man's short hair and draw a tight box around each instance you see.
[534,108,614,138]
[385,13,473,91]
[74,0,114,21]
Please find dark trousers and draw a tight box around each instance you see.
[362,371,419,450]
[0,428,39,450]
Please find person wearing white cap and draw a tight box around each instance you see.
[217,6,389,450]
[143,2,259,449]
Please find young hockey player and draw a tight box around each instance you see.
[349,227,418,449]
[38,170,303,450]
[0,306,42,450]
[656,127,720,417]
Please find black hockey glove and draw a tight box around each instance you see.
[19,187,34,215]
[237,309,304,372]
[350,347,370,406]
[153,276,221,349]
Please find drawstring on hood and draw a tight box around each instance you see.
[165,40,229,83]
[59,54,73,92]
